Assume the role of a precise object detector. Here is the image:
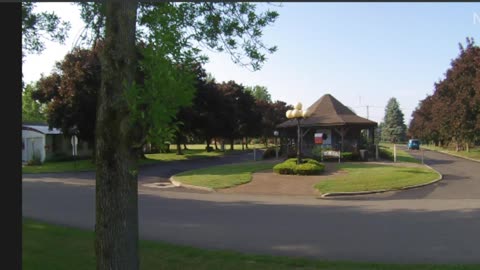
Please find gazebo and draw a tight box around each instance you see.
[277,94,377,157]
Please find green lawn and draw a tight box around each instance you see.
[174,162,276,189]
[22,143,265,174]
[315,163,439,194]
[22,159,95,174]
[379,143,420,163]
[144,149,225,162]
[422,145,480,161]
[23,219,478,270]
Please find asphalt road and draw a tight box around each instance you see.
[22,148,480,264]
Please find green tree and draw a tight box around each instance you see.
[94,2,139,269]
[409,38,480,150]
[22,2,71,57]
[22,83,46,123]
[245,85,272,102]
[32,46,102,145]
[22,2,71,86]
[87,2,279,269]
[381,97,407,143]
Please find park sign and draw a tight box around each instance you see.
[314,133,323,144]
[71,135,78,156]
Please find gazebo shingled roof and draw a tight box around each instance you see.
[277,94,377,128]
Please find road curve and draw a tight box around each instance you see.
[22,148,480,264]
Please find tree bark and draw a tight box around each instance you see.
[95,1,139,270]
[176,141,183,155]
[230,138,234,150]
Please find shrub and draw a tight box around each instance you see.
[273,161,296,174]
[273,158,325,175]
[351,151,360,161]
[311,145,323,161]
[295,162,325,175]
[379,147,393,161]
[205,146,214,152]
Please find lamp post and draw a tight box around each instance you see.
[286,103,311,164]
[273,130,279,159]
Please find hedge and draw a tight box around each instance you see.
[273,158,325,175]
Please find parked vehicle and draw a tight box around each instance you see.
[407,139,420,150]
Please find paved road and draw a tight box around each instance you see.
[22,148,480,264]
[24,150,259,184]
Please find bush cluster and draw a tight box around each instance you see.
[273,158,325,175]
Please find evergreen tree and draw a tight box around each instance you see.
[381,97,407,143]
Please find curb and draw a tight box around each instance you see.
[169,176,215,192]
[424,148,480,163]
[318,164,443,198]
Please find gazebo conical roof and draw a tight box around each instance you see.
[277,94,377,128]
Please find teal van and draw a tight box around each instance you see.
[407,139,420,150]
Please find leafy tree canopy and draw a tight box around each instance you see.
[245,85,272,102]
[22,83,46,123]
[22,2,71,57]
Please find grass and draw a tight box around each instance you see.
[174,161,276,189]
[315,163,439,194]
[143,149,225,162]
[422,145,480,161]
[379,143,420,163]
[23,218,479,270]
[22,159,95,174]
[22,143,266,174]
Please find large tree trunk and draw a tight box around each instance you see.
[176,141,183,155]
[230,138,234,150]
[95,2,139,270]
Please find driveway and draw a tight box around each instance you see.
[22,147,480,264]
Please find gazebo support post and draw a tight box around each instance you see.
[297,118,301,165]
[334,127,348,152]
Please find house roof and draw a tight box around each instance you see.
[22,124,62,135]
[277,94,378,128]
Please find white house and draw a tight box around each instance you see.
[22,124,92,163]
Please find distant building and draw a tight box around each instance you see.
[22,123,92,163]
[277,94,377,156]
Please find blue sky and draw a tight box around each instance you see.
[23,2,480,124]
